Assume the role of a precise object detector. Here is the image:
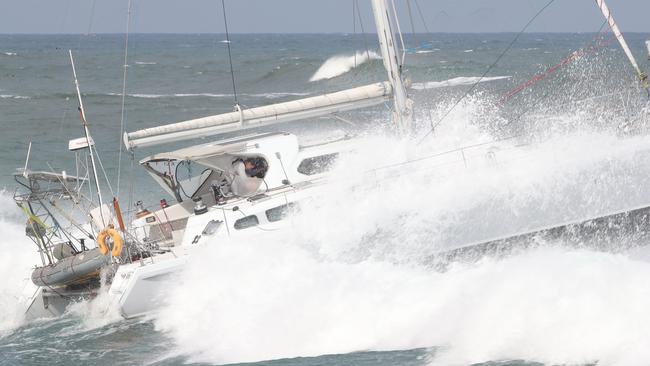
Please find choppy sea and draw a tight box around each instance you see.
[2,32,650,366]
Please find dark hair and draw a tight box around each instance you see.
[244,157,268,179]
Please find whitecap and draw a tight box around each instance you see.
[0,94,30,99]
[411,76,511,90]
[104,92,310,100]
[247,92,311,99]
[2,52,17,56]
[310,50,381,82]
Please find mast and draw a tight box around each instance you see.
[371,0,413,134]
[69,50,106,227]
[595,0,648,90]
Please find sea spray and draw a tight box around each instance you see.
[0,191,40,335]
[154,127,650,365]
[155,240,650,366]
[411,76,511,90]
[62,266,124,332]
[310,51,380,82]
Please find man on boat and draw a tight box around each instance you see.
[229,157,268,197]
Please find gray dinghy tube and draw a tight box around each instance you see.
[31,247,111,287]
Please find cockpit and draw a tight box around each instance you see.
[139,132,298,204]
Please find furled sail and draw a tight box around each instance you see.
[125,82,393,149]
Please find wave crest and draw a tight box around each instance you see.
[310,50,380,82]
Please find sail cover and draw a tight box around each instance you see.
[125,82,393,149]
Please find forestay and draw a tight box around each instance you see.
[125,82,393,149]
[595,0,648,86]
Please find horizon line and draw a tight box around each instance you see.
[2,31,650,36]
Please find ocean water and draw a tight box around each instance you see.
[2,32,650,366]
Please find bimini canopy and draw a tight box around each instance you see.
[139,133,298,201]
[139,132,287,168]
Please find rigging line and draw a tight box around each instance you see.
[368,135,523,175]
[127,153,136,229]
[59,0,72,34]
[354,0,371,60]
[390,0,407,66]
[405,0,418,48]
[497,23,625,136]
[70,50,107,227]
[57,108,68,137]
[117,0,133,199]
[353,0,357,68]
[75,0,97,51]
[86,0,97,35]
[417,0,557,145]
[221,0,239,106]
[499,20,612,106]
[413,0,431,34]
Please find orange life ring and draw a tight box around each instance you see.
[97,228,123,257]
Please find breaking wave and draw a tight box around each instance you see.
[0,191,39,336]
[310,50,381,82]
[156,242,650,366]
[153,95,650,366]
[0,94,30,100]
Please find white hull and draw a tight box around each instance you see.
[110,250,190,318]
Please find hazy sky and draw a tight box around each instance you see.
[1,0,649,34]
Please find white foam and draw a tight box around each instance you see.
[156,243,650,366]
[134,61,156,65]
[412,76,511,90]
[0,191,40,335]
[2,52,17,56]
[0,94,30,100]
[463,49,474,53]
[64,279,123,332]
[153,120,650,365]
[250,92,311,99]
[310,50,381,82]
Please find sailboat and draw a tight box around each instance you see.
[15,0,650,320]
[15,0,414,320]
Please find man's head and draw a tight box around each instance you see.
[243,157,268,179]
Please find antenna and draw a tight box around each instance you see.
[68,50,106,228]
[221,0,239,108]
[23,142,32,178]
